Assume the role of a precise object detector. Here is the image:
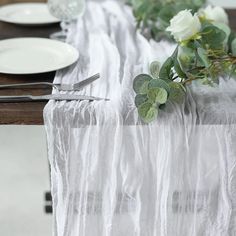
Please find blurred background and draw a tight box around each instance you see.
[0,0,235,236]
[0,126,51,236]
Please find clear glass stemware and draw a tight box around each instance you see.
[47,0,85,41]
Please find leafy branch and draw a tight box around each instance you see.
[126,0,206,41]
[133,10,236,123]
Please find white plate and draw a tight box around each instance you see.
[0,38,79,74]
[0,3,60,25]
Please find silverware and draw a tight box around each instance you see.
[0,73,100,91]
[0,94,109,102]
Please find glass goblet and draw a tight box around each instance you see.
[47,0,85,41]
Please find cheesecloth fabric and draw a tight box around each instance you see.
[44,1,236,235]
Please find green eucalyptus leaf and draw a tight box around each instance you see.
[150,61,161,79]
[192,0,206,8]
[197,48,210,68]
[177,46,195,71]
[148,79,170,93]
[135,94,148,107]
[213,22,231,46]
[133,2,149,18]
[133,74,152,94]
[201,25,226,49]
[130,0,143,6]
[169,82,186,104]
[174,56,187,78]
[147,87,168,104]
[158,5,175,24]
[228,31,236,54]
[159,57,174,81]
[231,38,236,56]
[138,102,158,123]
[128,0,206,42]
[175,3,192,12]
[229,64,236,78]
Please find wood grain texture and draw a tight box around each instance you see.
[0,72,56,125]
[0,15,59,124]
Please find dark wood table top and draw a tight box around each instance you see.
[0,22,60,125]
[0,9,235,125]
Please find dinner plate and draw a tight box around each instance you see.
[0,3,60,25]
[0,38,79,74]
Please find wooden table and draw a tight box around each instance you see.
[0,9,235,125]
[0,0,57,125]
[0,21,60,125]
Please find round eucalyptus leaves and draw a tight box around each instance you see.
[133,61,185,123]
[133,6,236,123]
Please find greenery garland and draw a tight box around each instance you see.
[133,6,236,123]
[127,0,206,41]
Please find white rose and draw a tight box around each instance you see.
[199,6,229,25]
[166,10,201,42]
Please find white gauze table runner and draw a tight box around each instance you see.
[44,1,236,235]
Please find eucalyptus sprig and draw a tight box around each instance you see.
[127,0,206,41]
[133,7,236,123]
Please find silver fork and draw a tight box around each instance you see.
[0,73,100,91]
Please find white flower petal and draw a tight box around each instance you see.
[199,5,229,25]
[166,10,201,42]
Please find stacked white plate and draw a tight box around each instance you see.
[0,3,79,74]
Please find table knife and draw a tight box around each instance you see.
[0,94,109,102]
